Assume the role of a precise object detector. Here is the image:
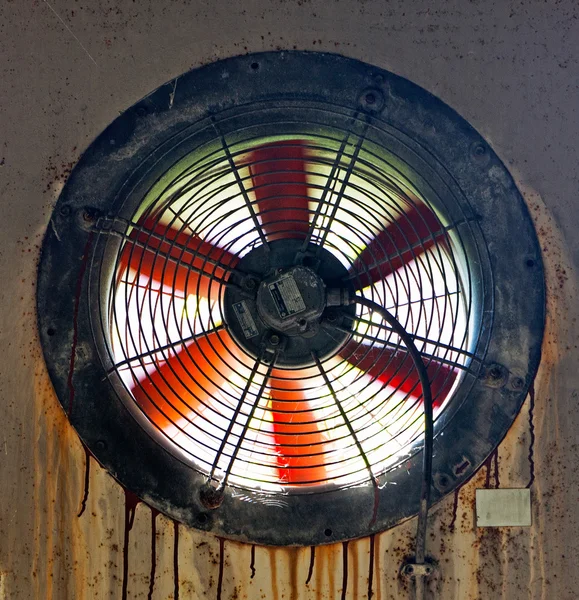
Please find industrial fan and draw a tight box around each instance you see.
[37,51,544,547]
[111,136,468,492]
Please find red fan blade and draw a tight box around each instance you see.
[130,329,241,431]
[350,203,445,289]
[269,368,328,484]
[248,141,310,241]
[119,217,238,298]
[339,340,456,409]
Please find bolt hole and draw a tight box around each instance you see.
[47,327,56,336]
[406,565,414,574]
[526,259,535,268]
[365,92,376,105]
[439,475,449,487]
[197,513,209,524]
[474,143,486,156]
[59,205,71,217]
[250,62,260,71]
[324,528,333,537]
[95,440,107,451]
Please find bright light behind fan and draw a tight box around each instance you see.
[109,134,472,493]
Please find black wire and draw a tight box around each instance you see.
[350,295,433,575]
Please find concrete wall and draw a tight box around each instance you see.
[1,0,578,597]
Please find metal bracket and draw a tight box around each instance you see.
[401,562,437,578]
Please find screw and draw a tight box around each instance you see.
[199,485,224,510]
[95,440,107,451]
[439,475,449,487]
[135,106,147,117]
[82,208,97,223]
[243,278,256,291]
[511,377,525,390]
[489,366,502,380]
[406,565,414,574]
[59,205,71,217]
[269,334,280,346]
[365,92,376,105]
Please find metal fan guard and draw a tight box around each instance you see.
[37,51,544,546]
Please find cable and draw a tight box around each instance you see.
[350,295,433,600]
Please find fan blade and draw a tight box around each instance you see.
[119,217,238,298]
[130,329,241,431]
[339,340,456,408]
[248,141,310,241]
[350,204,445,289]
[269,368,328,484]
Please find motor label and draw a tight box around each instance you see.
[268,274,306,319]
[232,300,259,339]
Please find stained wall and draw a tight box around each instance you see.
[1,1,578,598]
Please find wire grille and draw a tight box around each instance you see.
[103,122,478,493]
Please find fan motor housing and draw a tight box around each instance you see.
[224,240,356,367]
[37,51,544,546]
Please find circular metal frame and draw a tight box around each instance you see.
[37,51,544,546]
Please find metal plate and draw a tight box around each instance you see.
[37,51,544,546]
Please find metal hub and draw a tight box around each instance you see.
[224,240,356,367]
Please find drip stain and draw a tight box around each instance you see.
[147,508,159,600]
[341,541,349,600]
[483,449,499,489]
[66,233,94,415]
[216,538,225,600]
[449,488,460,532]
[173,520,179,600]
[77,443,90,517]
[305,546,315,585]
[367,534,375,600]
[289,548,299,600]
[250,544,256,579]
[122,489,141,600]
[527,384,536,488]
[493,448,500,488]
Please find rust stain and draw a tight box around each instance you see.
[367,534,375,599]
[66,232,93,415]
[449,488,460,532]
[121,489,141,600]
[269,549,279,600]
[249,544,256,579]
[527,384,536,488]
[305,545,315,585]
[289,547,299,600]
[216,538,225,600]
[341,541,349,600]
[147,508,159,600]
[173,520,180,600]
[77,443,90,518]
[349,540,359,600]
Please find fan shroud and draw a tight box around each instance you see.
[37,51,544,546]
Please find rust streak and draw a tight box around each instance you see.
[250,544,256,579]
[341,541,349,600]
[527,384,536,488]
[67,233,93,415]
[493,449,500,488]
[77,443,90,517]
[367,534,375,600]
[449,488,460,532]
[122,489,141,600]
[147,508,159,600]
[173,520,179,600]
[305,545,315,585]
[216,538,225,600]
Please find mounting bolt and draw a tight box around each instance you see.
[511,376,525,391]
[482,363,508,388]
[199,485,224,510]
[269,334,281,346]
[242,277,257,291]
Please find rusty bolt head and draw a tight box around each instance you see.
[199,485,224,510]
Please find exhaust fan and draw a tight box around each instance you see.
[37,51,544,547]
